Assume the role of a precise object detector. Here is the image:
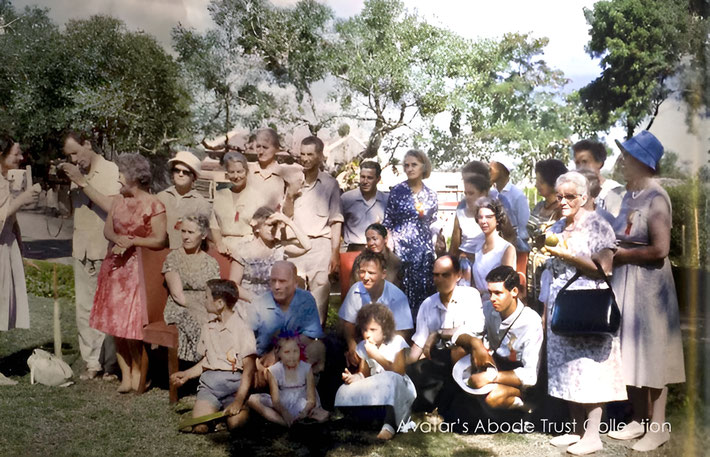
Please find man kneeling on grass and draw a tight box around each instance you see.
[452,266,542,413]
[171,279,256,432]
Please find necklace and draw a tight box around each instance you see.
[631,189,645,199]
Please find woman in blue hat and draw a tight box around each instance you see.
[608,131,685,452]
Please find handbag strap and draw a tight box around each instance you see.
[558,258,612,293]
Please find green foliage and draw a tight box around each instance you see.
[664,177,707,268]
[0,3,191,162]
[580,0,702,137]
[24,260,75,301]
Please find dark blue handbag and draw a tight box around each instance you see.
[550,259,621,336]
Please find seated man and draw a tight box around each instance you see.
[406,255,485,413]
[171,279,256,432]
[452,265,543,413]
[338,250,413,367]
[246,261,325,388]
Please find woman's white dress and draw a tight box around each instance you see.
[0,173,29,331]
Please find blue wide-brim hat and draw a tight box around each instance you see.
[615,131,664,171]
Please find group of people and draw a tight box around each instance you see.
[0,127,685,454]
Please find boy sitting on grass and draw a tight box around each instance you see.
[171,279,256,432]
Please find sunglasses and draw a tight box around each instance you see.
[172,168,194,177]
[556,193,580,202]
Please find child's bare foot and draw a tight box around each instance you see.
[377,425,395,440]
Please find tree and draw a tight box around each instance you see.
[0,2,191,160]
[579,0,702,138]
[333,0,469,158]
[422,33,572,175]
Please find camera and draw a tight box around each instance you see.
[47,159,71,185]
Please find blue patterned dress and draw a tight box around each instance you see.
[383,181,437,318]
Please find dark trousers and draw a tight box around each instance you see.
[406,346,457,413]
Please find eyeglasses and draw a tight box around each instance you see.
[556,193,580,202]
[172,168,193,177]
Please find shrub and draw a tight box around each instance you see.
[24,260,75,301]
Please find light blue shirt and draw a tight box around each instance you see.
[338,280,413,330]
[498,181,530,252]
[341,188,389,245]
[247,288,324,355]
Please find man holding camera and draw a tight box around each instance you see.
[60,131,120,380]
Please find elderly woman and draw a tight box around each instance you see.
[210,151,261,256]
[606,132,685,452]
[90,153,167,393]
[543,171,626,455]
[383,149,438,318]
[0,136,40,385]
[229,206,311,303]
[157,150,211,249]
[532,159,568,223]
[162,213,219,362]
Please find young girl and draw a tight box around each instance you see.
[247,332,329,427]
[334,303,416,440]
[229,206,311,302]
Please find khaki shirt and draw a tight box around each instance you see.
[293,171,343,238]
[198,309,257,372]
[72,156,120,261]
[210,185,261,238]
[157,186,212,249]
[248,162,285,211]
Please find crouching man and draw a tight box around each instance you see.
[451,265,542,415]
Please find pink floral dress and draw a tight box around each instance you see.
[90,196,165,340]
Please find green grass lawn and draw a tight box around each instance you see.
[0,285,707,456]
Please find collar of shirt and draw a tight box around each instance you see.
[435,285,469,312]
[500,181,515,194]
[355,280,395,304]
[500,299,525,328]
[355,189,386,204]
[163,186,201,199]
[302,171,325,191]
[252,162,281,179]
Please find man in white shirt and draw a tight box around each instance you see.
[60,130,121,380]
[452,265,543,412]
[340,161,388,252]
[338,250,413,367]
[573,139,625,217]
[406,255,485,413]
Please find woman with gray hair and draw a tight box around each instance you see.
[210,151,261,257]
[542,171,626,455]
[163,213,220,362]
[90,153,167,394]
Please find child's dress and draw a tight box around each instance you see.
[254,360,319,417]
[334,335,417,427]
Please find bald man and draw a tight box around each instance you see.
[246,261,325,387]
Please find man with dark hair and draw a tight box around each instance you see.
[284,135,343,324]
[406,255,485,413]
[341,160,388,252]
[572,139,624,217]
[451,265,542,413]
[339,250,412,367]
[60,130,120,380]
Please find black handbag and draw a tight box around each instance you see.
[550,259,620,336]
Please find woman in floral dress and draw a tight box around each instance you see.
[543,171,626,455]
[383,149,438,318]
[163,213,220,362]
[90,153,167,393]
